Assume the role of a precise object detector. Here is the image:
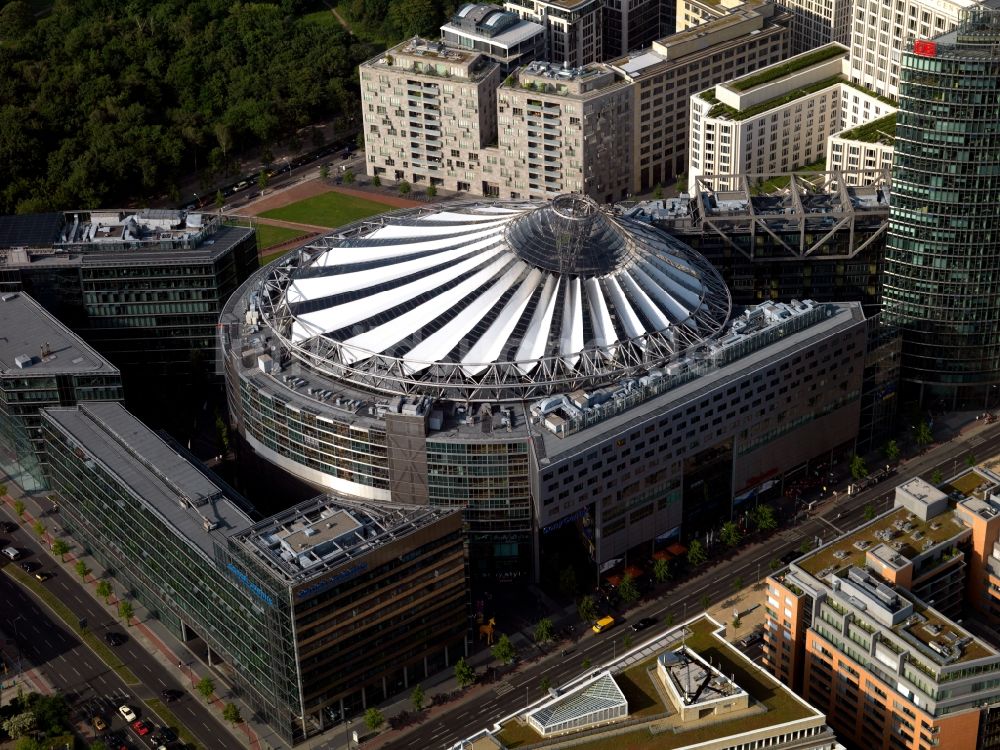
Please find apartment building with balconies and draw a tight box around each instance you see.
[504,0,603,67]
[493,60,633,201]
[764,473,1000,750]
[360,38,505,194]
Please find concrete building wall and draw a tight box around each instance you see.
[504,0,603,67]
[847,0,974,100]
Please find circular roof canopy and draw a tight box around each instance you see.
[266,196,731,400]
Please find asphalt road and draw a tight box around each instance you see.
[0,508,231,750]
[382,423,1000,750]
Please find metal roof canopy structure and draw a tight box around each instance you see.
[690,168,891,261]
[251,195,731,402]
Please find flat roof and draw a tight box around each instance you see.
[0,292,118,376]
[442,17,544,47]
[42,402,255,559]
[483,615,825,750]
[0,213,63,249]
[232,494,459,585]
[796,506,968,578]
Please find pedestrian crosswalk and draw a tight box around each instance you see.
[494,680,514,697]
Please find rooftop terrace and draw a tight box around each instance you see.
[233,494,458,585]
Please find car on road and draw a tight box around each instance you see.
[3,546,22,561]
[131,719,150,736]
[118,705,136,722]
[34,570,51,581]
[105,631,126,647]
[779,550,801,566]
[592,615,616,633]
[19,560,36,572]
[160,689,182,702]
[0,521,15,533]
[631,617,656,632]
[92,715,107,731]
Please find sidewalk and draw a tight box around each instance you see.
[1,484,274,750]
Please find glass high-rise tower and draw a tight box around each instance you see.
[882,5,1000,409]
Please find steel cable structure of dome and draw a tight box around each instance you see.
[256,194,732,401]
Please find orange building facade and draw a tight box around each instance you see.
[765,471,1000,750]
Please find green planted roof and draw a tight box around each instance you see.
[729,44,846,92]
[836,113,896,145]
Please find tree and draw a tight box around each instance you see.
[342,170,355,185]
[769,557,781,571]
[665,612,675,627]
[14,499,25,520]
[0,2,33,39]
[2,711,36,739]
[752,504,777,532]
[118,600,134,626]
[623,632,633,649]
[618,573,640,605]
[14,738,42,750]
[371,174,381,187]
[652,557,671,584]
[733,615,742,629]
[0,483,7,497]
[700,594,710,611]
[850,454,869,481]
[364,707,384,732]
[196,676,215,702]
[582,658,591,670]
[653,183,664,199]
[222,703,242,726]
[558,565,578,597]
[863,503,876,521]
[426,184,437,198]
[674,173,688,193]
[454,657,475,689]
[884,439,901,462]
[915,421,933,449]
[732,575,744,593]
[319,164,330,179]
[257,171,269,194]
[533,617,554,645]
[32,520,46,539]
[74,560,90,581]
[410,684,425,711]
[398,180,411,195]
[491,634,516,665]
[51,538,69,561]
[966,453,977,468]
[798,539,814,554]
[720,521,742,548]
[96,580,113,603]
[540,676,551,693]
[931,469,944,485]
[687,539,708,567]
[577,594,598,623]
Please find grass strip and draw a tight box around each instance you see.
[260,191,391,228]
[255,223,307,251]
[4,567,140,685]
[144,697,205,750]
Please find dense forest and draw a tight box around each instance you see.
[0,0,397,213]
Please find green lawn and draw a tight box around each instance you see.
[260,191,393,228]
[301,9,340,27]
[256,223,307,251]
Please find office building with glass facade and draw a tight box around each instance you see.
[882,6,1000,409]
[0,209,257,416]
[41,401,467,743]
[222,195,870,584]
[0,292,122,491]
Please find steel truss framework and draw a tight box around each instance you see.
[692,168,890,261]
[251,201,732,402]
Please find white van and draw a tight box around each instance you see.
[2,546,21,561]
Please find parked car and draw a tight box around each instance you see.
[18,560,36,572]
[34,570,51,581]
[92,716,107,731]
[105,632,126,647]
[118,705,136,722]
[3,547,23,561]
[131,719,150,736]
[738,629,765,649]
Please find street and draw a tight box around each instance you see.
[377,421,1000,750]
[0,508,232,750]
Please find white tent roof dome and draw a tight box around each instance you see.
[262,195,731,401]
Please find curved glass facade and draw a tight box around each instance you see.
[882,9,1000,407]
